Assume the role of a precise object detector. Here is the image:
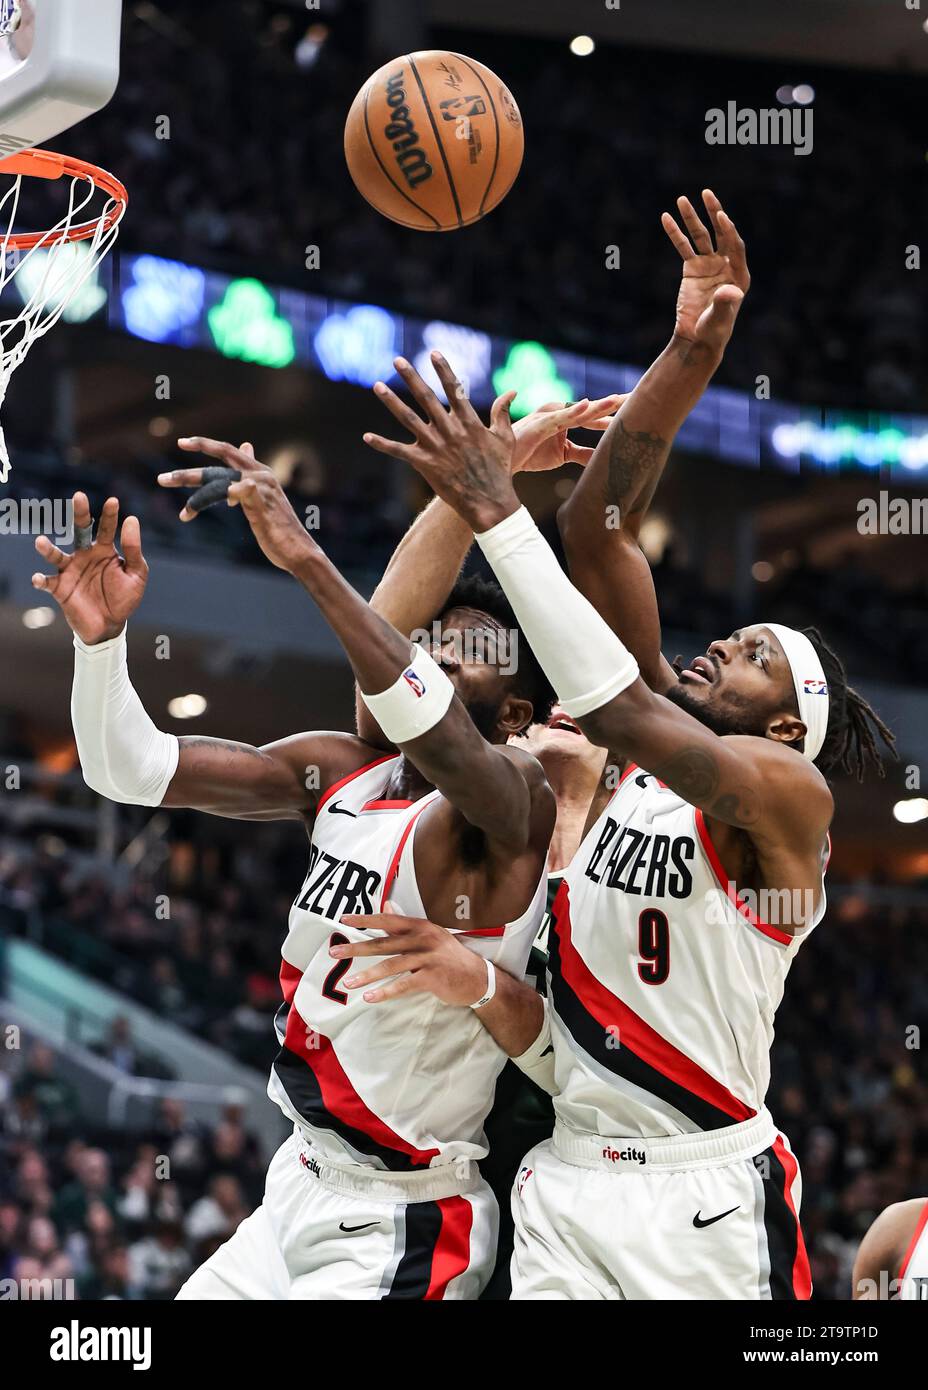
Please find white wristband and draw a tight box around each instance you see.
[360,643,455,745]
[475,507,639,719]
[469,959,497,1010]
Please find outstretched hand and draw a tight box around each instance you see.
[661,189,750,352]
[31,493,149,645]
[158,440,318,576]
[513,394,624,473]
[364,352,521,533]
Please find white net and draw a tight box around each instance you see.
[0,162,125,482]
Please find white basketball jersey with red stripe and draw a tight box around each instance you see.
[548,763,827,1139]
[267,754,547,1171]
[900,1200,928,1301]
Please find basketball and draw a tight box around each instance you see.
[344,50,523,231]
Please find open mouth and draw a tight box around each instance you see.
[547,714,582,735]
[679,655,717,686]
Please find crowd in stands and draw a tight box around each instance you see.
[2,816,928,1299]
[53,1,927,413]
[0,827,293,1074]
[0,1040,266,1299]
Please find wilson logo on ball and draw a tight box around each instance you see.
[345,51,524,231]
[384,69,433,190]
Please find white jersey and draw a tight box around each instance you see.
[548,763,828,1140]
[268,754,547,1171]
[900,1200,928,1301]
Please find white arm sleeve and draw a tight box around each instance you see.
[511,998,558,1096]
[475,507,639,719]
[71,629,179,806]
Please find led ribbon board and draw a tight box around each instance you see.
[106,252,928,478]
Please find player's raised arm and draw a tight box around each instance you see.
[160,438,553,853]
[356,477,472,749]
[557,190,749,691]
[356,375,618,746]
[33,492,372,820]
[367,352,831,851]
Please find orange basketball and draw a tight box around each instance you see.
[344,50,524,232]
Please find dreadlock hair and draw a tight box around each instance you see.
[801,627,897,781]
[436,574,556,735]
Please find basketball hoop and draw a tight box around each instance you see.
[0,147,127,483]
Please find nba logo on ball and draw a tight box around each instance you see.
[803,678,828,695]
[344,50,524,231]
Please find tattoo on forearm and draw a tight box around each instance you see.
[670,337,716,369]
[651,747,760,828]
[179,737,269,764]
[605,420,669,513]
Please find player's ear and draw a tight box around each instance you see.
[497,694,534,739]
[766,711,807,750]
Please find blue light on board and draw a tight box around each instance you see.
[314,304,398,386]
[122,255,207,343]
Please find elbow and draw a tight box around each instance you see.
[78,758,107,798]
[79,759,133,806]
[81,769,117,803]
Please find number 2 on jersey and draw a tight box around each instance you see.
[322,932,352,1004]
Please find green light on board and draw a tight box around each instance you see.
[492,341,573,419]
[208,278,295,368]
[876,428,905,463]
[15,242,107,324]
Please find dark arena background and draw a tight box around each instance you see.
[0,0,927,1348]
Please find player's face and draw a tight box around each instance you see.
[521,705,605,773]
[666,624,801,744]
[426,606,528,741]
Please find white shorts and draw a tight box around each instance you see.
[511,1112,811,1300]
[177,1130,498,1301]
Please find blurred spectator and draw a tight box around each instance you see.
[53,1149,119,1235]
[14,1215,73,1287]
[127,1220,193,1300]
[83,1243,135,1301]
[184,1174,249,1250]
[12,1044,80,1136]
[92,1016,175,1082]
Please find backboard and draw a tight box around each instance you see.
[0,0,122,157]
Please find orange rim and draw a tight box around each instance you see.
[0,148,127,250]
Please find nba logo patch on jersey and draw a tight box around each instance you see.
[402,667,427,698]
[803,678,828,695]
[517,1165,533,1196]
